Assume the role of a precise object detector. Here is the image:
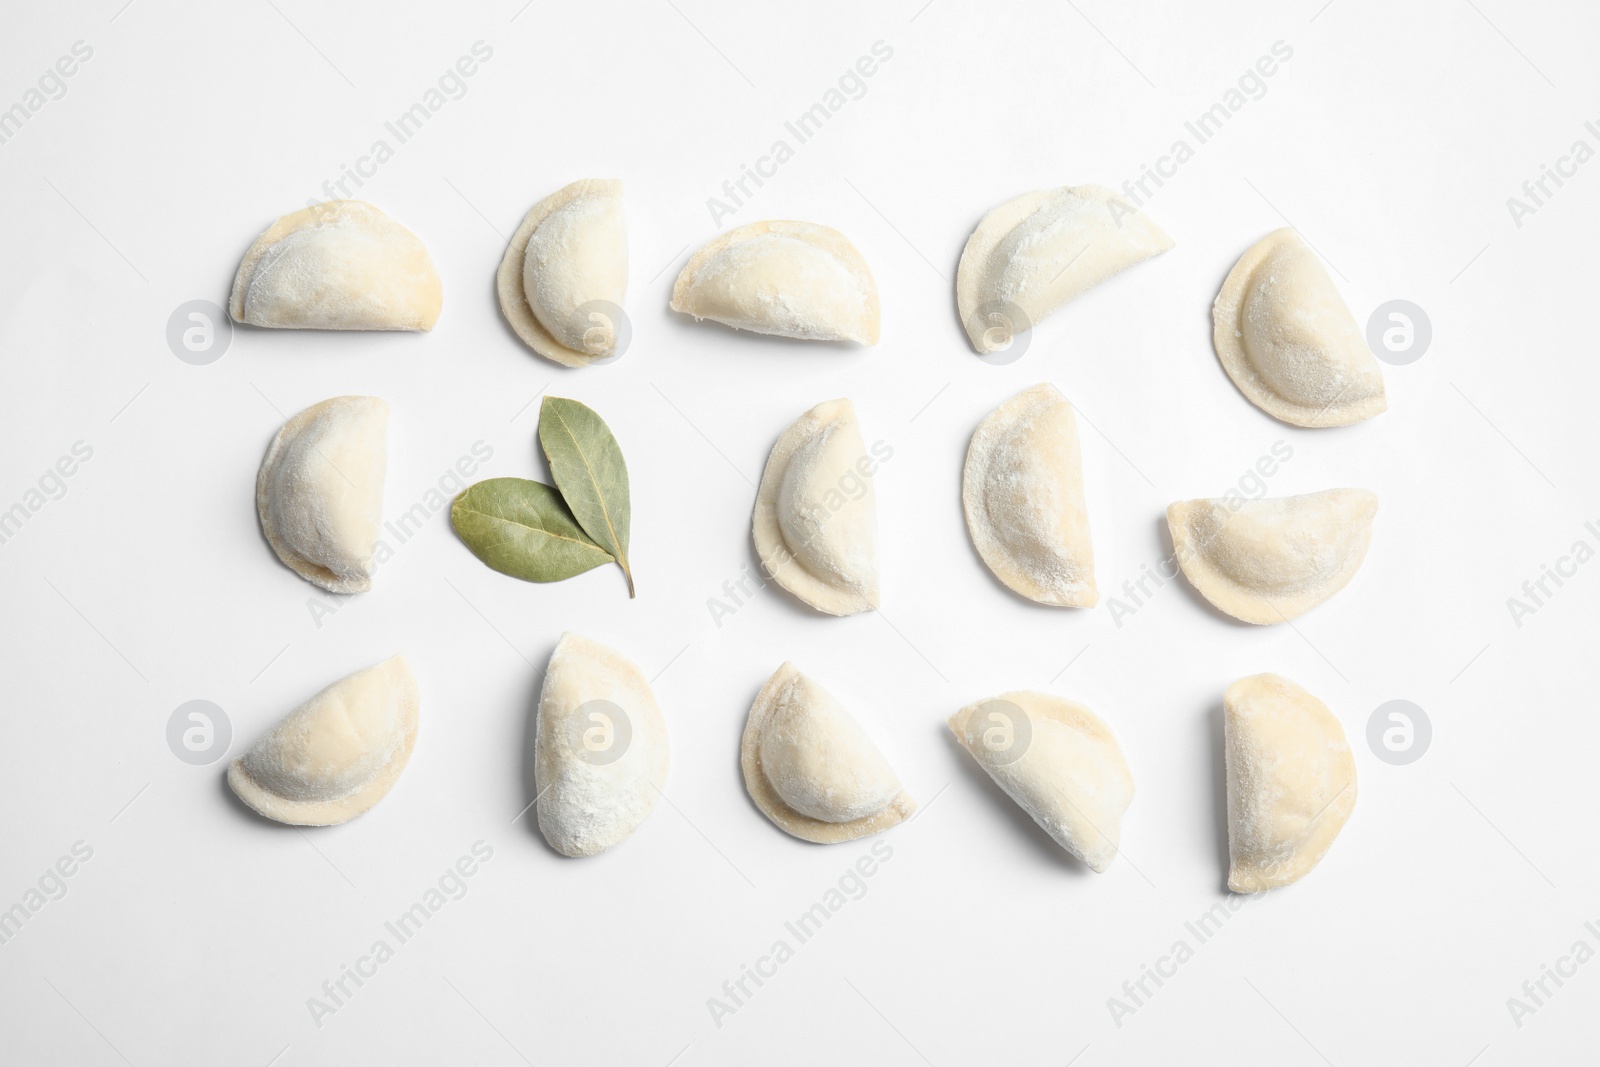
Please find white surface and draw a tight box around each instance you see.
[1,1,1596,1063]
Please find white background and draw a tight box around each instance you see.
[0,0,1596,1063]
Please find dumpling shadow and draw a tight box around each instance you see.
[518,636,569,858]
[1153,514,1253,628]
[1205,699,1232,895]
[938,729,1093,876]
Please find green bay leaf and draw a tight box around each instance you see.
[450,477,614,583]
[539,396,635,597]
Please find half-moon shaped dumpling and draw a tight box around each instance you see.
[257,396,388,595]
[949,692,1134,872]
[956,184,1172,354]
[534,632,670,857]
[1213,228,1386,427]
[497,179,628,367]
[1169,488,1378,624]
[963,383,1096,607]
[230,201,442,331]
[742,663,915,844]
[670,221,879,344]
[1225,673,1357,892]
[752,399,879,616]
[228,655,419,826]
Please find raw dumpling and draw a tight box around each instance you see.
[534,633,670,857]
[228,656,418,826]
[1212,228,1386,427]
[742,663,914,844]
[956,185,1172,354]
[1225,673,1357,892]
[949,692,1134,872]
[1168,489,1378,624]
[752,399,879,615]
[257,396,388,594]
[497,179,628,367]
[670,221,879,344]
[230,201,442,331]
[962,383,1096,606]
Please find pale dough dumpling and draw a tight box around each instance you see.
[496,179,628,367]
[742,663,915,844]
[257,396,388,594]
[752,399,879,616]
[670,221,879,344]
[1213,228,1386,427]
[1225,673,1357,893]
[948,692,1134,872]
[534,633,670,857]
[230,201,442,331]
[956,184,1172,354]
[1168,488,1378,624]
[228,656,419,826]
[962,383,1096,607]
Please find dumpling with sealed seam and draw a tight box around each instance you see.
[753,398,880,616]
[1168,488,1377,624]
[957,184,1172,355]
[1213,228,1386,427]
[963,383,1096,607]
[742,662,915,844]
[230,201,441,331]
[670,220,879,344]
[497,179,628,367]
[948,691,1134,872]
[534,633,670,857]
[228,656,419,826]
[1224,673,1357,892]
[257,395,388,594]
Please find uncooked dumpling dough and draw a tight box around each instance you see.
[1224,673,1357,893]
[948,691,1134,872]
[963,383,1096,606]
[670,221,879,343]
[1212,228,1386,427]
[230,201,442,331]
[753,399,879,615]
[534,633,670,857]
[1168,489,1378,624]
[497,179,628,367]
[956,184,1172,354]
[228,656,419,826]
[742,663,915,844]
[257,396,388,594]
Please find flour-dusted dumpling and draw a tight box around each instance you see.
[963,383,1096,606]
[230,201,442,331]
[1169,489,1378,625]
[228,656,418,826]
[497,179,628,367]
[948,692,1133,872]
[1213,228,1386,427]
[1225,673,1357,893]
[257,396,388,594]
[742,663,915,844]
[534,633,670,857]
[753,399,880,616]
[670,221,879,344]
[956,184,1172,355]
